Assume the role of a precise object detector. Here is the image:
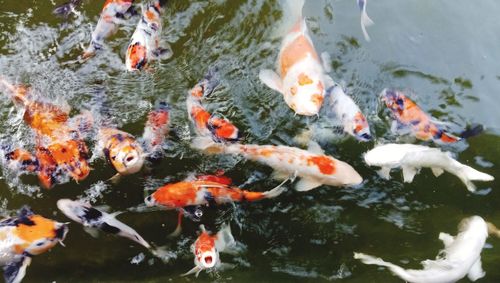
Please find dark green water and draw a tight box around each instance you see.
[0,0,499,282]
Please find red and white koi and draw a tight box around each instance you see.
[192,138,363,191]
[259,0,327,116]
[141,101,170,157]
[126,0,171,71]
[183,224,235,277]
[187,70,240,143]
[83,0,136,59]
[0,206,68,283]
[357,0,374,41]
[144,178,286,209]
[381,89,475,144]
[325,77,371,141]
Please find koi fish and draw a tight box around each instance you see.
[381,89,480,144]
[83,0,136,59]
[99,128,145,176]
[192,138,363,191]
[325,79,371,141]
[357,0,374,41]
[141,101,170,158]
[53,0,84,18]
[259,0,327,116]
[57,199,151,249]
[144,178,286,209]
[354,216,489,283]
[0,206,68,283]
[187,69,240,143]
[3,149,38,173]
[126,0,171,71]
[364,143,494,192]
[183,224,235,277]
[0,78,90,188]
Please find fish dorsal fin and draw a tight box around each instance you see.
[3,255,31,283]
[17,206,34,218]
[307,141,324,155]
[438,232,455,248]
[468,258,486,281]
[295,177,323,192]
[431,167,444,177]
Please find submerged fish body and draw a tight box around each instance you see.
[144,178,286,209]
[126,0,171,71]
[0,206,68,283]
[355,216,489,283]
[57,199,151,249]
[83,0,135,58]
[142,101,170,157]
[364,143,494,192]
[325,81,371,142]
[381,89,461,144]
[192,138,362,191]
[187,70,240,143]
[259,0,326,116]
[0,79,90,188]
[99,128,145,176]
[183,224,235,277]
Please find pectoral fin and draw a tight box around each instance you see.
[438,232,454,248]
[271,170,292,181]
[181,265,203,277]
[259,69,283,93]
[152,44,173,60]
[467,258,486,281]
[3,256,31,283]
[83,226,100,238]
[307,141,324,155]
[402,166,418,183]
[295,178,323,192]
[431,167,444,177]
[320,52,332,73]
[377,167,391,180]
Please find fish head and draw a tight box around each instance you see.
[380,89,407,114]
[56,199,90,224]
[333,160,363,186]
[194,232,219,270]
[48,140,90,182]
[458,216,487,234]
[351,111,372,141]
[207,117,240,142]
[106,137,145,175]
[284,72,325,116]
[126,42,148,71]
[15,213,68,256]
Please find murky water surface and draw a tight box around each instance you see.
[0,0,499,282]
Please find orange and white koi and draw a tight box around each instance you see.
[144,178,285,209]
[125,0,171,71]
[192,138,363,191]
[381,89,478,144]
[259,0,327,116]
[183,224,235,277]
[357,0,374,41]
[325,77,371,141]
[141,101,170,157]
[99,127,145,176]
[187,70,240,143]
[0,78,90,188]
[0,206,68,283]
[83,0,136,59]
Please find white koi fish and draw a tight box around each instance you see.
[325,77,371,141]
[183,224,235,277]
[364,144,494,192]
[357,0,374,41]
[126,0,171,71]
[259,0,327,116]
[354,216,489,283]
[57,199,151,249]
[192,137,363,191]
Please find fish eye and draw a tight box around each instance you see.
[36,241,45,246]
[126,156,134,162]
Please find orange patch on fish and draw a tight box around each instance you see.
[298,73,313,86]
[152,182,198,207]
[14,215,56,243]
[127,44,147,69]
[145,10,156,21]
[307,156,335,175]
[280,35,318,76]
[191,106,211,130]
[311,93,323,106]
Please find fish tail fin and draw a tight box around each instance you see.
[354,253,412,280]
[191,136,224,154]
[460,124,484,139]
[283,0,305,22]
[453,161,494,192]
[360,9,374,41]
[487,222,500,238]
[262,179,289,199]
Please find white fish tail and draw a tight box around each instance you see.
[452,160,494,192]
[360,10,374,41]
[191,136,225,154]
[354,253,414,281]
[275,0,305,37]
[263,179,289,198]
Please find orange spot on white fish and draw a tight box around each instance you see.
[307,156,336,175]
[298,73,313,86]
[311,93,323,106]
[280,35,318,76]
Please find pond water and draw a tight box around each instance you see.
[0,0,499,282]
